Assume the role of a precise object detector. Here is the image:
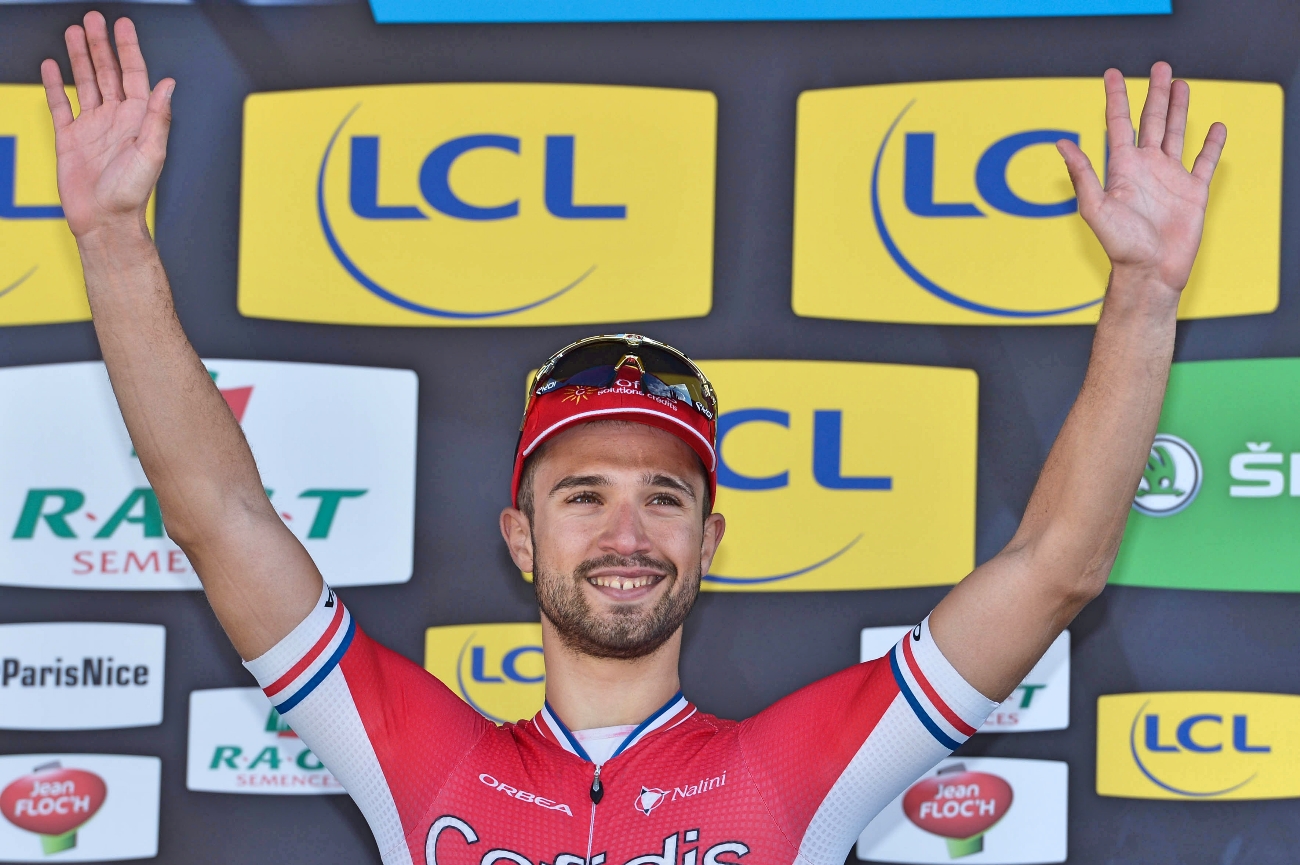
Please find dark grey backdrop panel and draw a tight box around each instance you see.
[1,1,1299,862]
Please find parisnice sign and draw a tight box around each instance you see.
[0,623,165,730]
[1110,358,1300,592]
[0,360,417,590]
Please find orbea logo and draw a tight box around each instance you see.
[793,78,1281,326]
[187,688,343,795]
[861,628,1069,732]
[697,360,976,591]
[425,623,545,724]
[238,84,715,327]
[1097,692,1300,800]
[0,86,157,328]
[0,360,416,590]
[0,754,159,863]
[0,623,165,731]
[1131,433,1202,517]
[858,757,1067,865]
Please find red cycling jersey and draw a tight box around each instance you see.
[245,586,995,865]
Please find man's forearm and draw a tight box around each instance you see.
[78,223,274,549]
[1010,272,1179,592]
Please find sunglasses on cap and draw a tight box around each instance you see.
[523,334,717,428]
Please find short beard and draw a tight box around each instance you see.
[533,548,700,661]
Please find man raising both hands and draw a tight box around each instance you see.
[43,13,1224,865]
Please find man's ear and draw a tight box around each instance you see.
[698,512,726,576]
[499,507,535,573]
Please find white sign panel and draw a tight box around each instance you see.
[187,687,345,795]
[857,757,1068,865]
[0,754,160,863]
[0,623,165,730]
[0,360,417,590]
[860,627,1070,732]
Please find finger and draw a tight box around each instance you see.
[1162,79,1189,161]
[40,59,75,130]
[83,11,124,103]
[1137,61,1172,148]
[1057,139,1105,217]
[1191,121,1227,184]
[136,78,174,168]
[1104,68,1135,152]
[64,24,101,110]
[114,18,150,101]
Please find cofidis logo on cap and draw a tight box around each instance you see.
[0,87,156,328]
[1097,692,1300,800]
[699,361,975,591]
[238,84,715,327]
[425,624,544,724]
[793,78,1281,326]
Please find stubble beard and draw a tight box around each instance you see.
[533,547,701,661]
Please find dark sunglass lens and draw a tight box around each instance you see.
[563,366,617,387]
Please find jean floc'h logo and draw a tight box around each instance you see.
[792,78,1282,326]
[425,624,546,724]
[1097,692,1300,800]
[237,84,716,327]
[697,361,976,591]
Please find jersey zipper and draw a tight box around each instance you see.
[584,764,601,865]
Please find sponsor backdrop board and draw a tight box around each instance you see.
[425,623,546,724]
[793,79,1281,325]
[187,688,345,795]
[857,757,1068,864]
[860,628,1069,733]
[369,1,1170,24]
[0,360,416,590]
[3,2,1300,864]
[0,754,161,863]
[0,623,165,730]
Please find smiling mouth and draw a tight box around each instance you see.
[587,574,666,591]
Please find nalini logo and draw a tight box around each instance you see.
[1132,434,1202,517]
[425,623,545,724]
[696,361,976,592]
[793,79,1281,326]
[238,84,715,327]
[0,762,105,855]
[1097,692,1300,800]
[903,764,1011,859]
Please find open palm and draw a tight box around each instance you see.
[40,13,173,239]
[1057,62,1227,295]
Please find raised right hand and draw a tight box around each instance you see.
[40,12,174,241]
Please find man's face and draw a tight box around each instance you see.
[500,421,725,660]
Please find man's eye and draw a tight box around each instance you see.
[650,494,682,507]
[568,492,601,505]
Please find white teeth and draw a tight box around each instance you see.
[589,575,657,590]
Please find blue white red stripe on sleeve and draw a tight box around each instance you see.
[243,583,355,714]
[888,616,997,751]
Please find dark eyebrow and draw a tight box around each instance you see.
[646,473,697,501]
[549,475,610,497]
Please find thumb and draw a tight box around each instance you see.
[137,78,174,166]
[1056,138,1104,220]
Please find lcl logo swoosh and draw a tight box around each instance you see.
[315,104,593,320]
[870,101,1103,320]
[1127,701,1256,798]
[704,533,862,585]
[0,266,36,302]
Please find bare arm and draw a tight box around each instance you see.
[930,62,1227,701]
[43,12,321,659]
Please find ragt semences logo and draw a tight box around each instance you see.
[425,624,545,723]
[0,754,159,863]
[0,360,416,590]
[793,78,1281,326]
[0,86,157,328]
[238,84,715,327]
[858,758,1067,864]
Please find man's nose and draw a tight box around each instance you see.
[597,499,653,557]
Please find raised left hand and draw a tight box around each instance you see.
[1056,62,1227,297]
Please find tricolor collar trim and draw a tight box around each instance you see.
[534,692,695,763]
